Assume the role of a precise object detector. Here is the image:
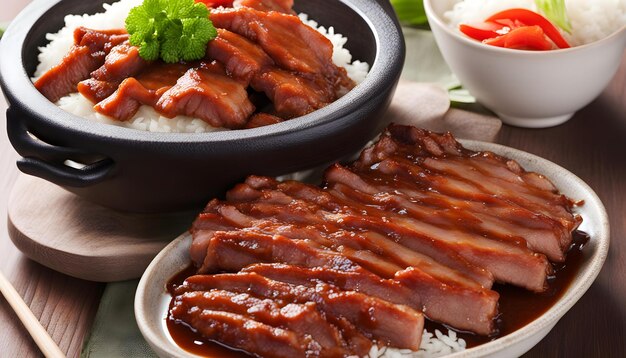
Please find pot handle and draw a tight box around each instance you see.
[16,157,114,188]
[6,109,114,188]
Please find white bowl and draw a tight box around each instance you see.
[135,140,610,358]
[424,0,626,128]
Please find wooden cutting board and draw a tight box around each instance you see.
[7,174,196,282]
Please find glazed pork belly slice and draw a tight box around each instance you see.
[207,29,274,86]
[190,208,240,266]
[210,7,354,88]
[243,263,418,308]
[234,0,296,14]
[156,62,255,128]
[325,164,552,292]
[176,272,424,350]
[91,63,190,121]
[170,301,319,358]
[78,41,148,104]
[172,290,351,356]
[199,228,379,276]
[34,27,128,102]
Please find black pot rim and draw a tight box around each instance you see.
[0,0,403,145]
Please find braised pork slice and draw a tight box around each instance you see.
[207,29,274,86]
[156,62,255,128]
[34,27,128,102]
[171,300,319,358]
[176,272,424,350]
[251,68,335,118]
[198,229,364,274]
[234,0,296,14]
[78,41,148,104]
[173,290,350,356]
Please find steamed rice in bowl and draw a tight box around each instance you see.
[444,0,626,47]
[33,0,370,133]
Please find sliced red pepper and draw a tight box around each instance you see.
[483,25,553,51]
[459,22,509,41]
[195,0,234,7]
[486,8,570,48]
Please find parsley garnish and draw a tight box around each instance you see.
[125,0,217,63]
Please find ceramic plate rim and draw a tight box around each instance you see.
[135,139,610,358]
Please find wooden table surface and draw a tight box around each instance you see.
[1,3,625,357]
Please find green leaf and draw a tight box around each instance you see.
[190,2,210,18]
[161,23,183,63]
[535,0,572,33]
[391,0,428,26]
[142,0,163,17]
[138,39,160,61]
[125,0,216,63]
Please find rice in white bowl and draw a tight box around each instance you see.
[33,0,370,133]
[444,0,626,47]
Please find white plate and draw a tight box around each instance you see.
[135,140,610,358]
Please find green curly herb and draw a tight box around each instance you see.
[125,0,217,63]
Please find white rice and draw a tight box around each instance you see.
[33,0,370,133]
[444,0,626,47]
[364,329,467,358]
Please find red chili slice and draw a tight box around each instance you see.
[486,8,570,48]
[459,22,508,41]
[483,25,553,51]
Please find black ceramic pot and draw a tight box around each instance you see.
[0,0,405,213]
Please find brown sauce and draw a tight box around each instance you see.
[166,266,251,357]
[166,230,590,356]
